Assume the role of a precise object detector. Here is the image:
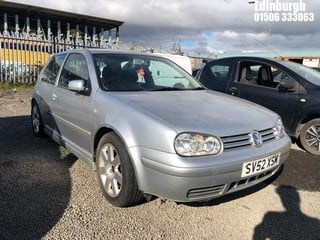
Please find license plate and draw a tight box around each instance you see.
[241,153,281,178]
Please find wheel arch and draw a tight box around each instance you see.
[93,126,144,188]
[93,127,114,161]
[94,127,144,206]
[295,114,320,138]
[93,127,133,163]
[31,97,38,106]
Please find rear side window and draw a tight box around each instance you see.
[200,61,233,89]
[210,64,231,80]
[40,54,66,84]
[202,62,233,82]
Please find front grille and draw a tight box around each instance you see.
[227,166,280,193]
[221,128,276,151]
[186,165,281,201]
[187,184,226,200]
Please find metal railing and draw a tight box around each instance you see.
[0,32,120,84]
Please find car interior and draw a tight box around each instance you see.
[93,54,199,91]
[238,63,280,88]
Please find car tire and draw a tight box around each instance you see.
[95,132,143,207]
[299,118,320,155]
[31,102,45,137]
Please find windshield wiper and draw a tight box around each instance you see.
[190,87,206,90]
[152,87,184,91]
[152,86,205,91]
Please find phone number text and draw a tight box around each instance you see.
[254,12,314,22]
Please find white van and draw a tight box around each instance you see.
[154,53,192,74]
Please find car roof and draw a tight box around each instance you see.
[208,56,288,64]
[54,48,158,57]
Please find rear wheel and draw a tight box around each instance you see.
[95,132,143,207]
[299,118,320,155]
[31,102,45,137]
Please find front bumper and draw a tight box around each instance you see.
[129,135,291,202]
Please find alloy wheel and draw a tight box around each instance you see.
[98,143,122,198]
[305,124,320,153]
[32,104,40,133]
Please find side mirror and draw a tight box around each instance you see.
[68,80,85,92]
[278,75,294,90]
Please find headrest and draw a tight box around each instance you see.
[260,67,268,79]
[120,69,138,83]
[245,67,253,80]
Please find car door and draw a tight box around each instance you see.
[37,53,67,131]
[50,53,93,158]
[226,60,302,134]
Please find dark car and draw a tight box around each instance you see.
[197,56,320,155]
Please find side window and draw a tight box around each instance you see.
[200,61,233,89]
[41,54,66,84]
[209,64,231,81]
[238,62,259,86]
[58,54,89,88]
[238,62,278,88]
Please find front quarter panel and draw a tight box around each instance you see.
[92,91,178,153]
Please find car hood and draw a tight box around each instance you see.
[110,90,278,136]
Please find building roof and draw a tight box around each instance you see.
[0,1,124,34]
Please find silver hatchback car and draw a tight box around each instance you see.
[31,49,291,207]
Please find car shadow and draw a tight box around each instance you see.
[273,147,320,192]
[0,115,77,240]
[253,185,320,239]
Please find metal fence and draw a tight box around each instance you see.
[0,32,122,84]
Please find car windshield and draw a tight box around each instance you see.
[93,53,203,91]
[281,61,320,87]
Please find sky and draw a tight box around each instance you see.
[5,0,320,57]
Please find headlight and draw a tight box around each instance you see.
[274,118,285,139]
[174,132,223,156]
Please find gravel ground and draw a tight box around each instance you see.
[0,89,319,240]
